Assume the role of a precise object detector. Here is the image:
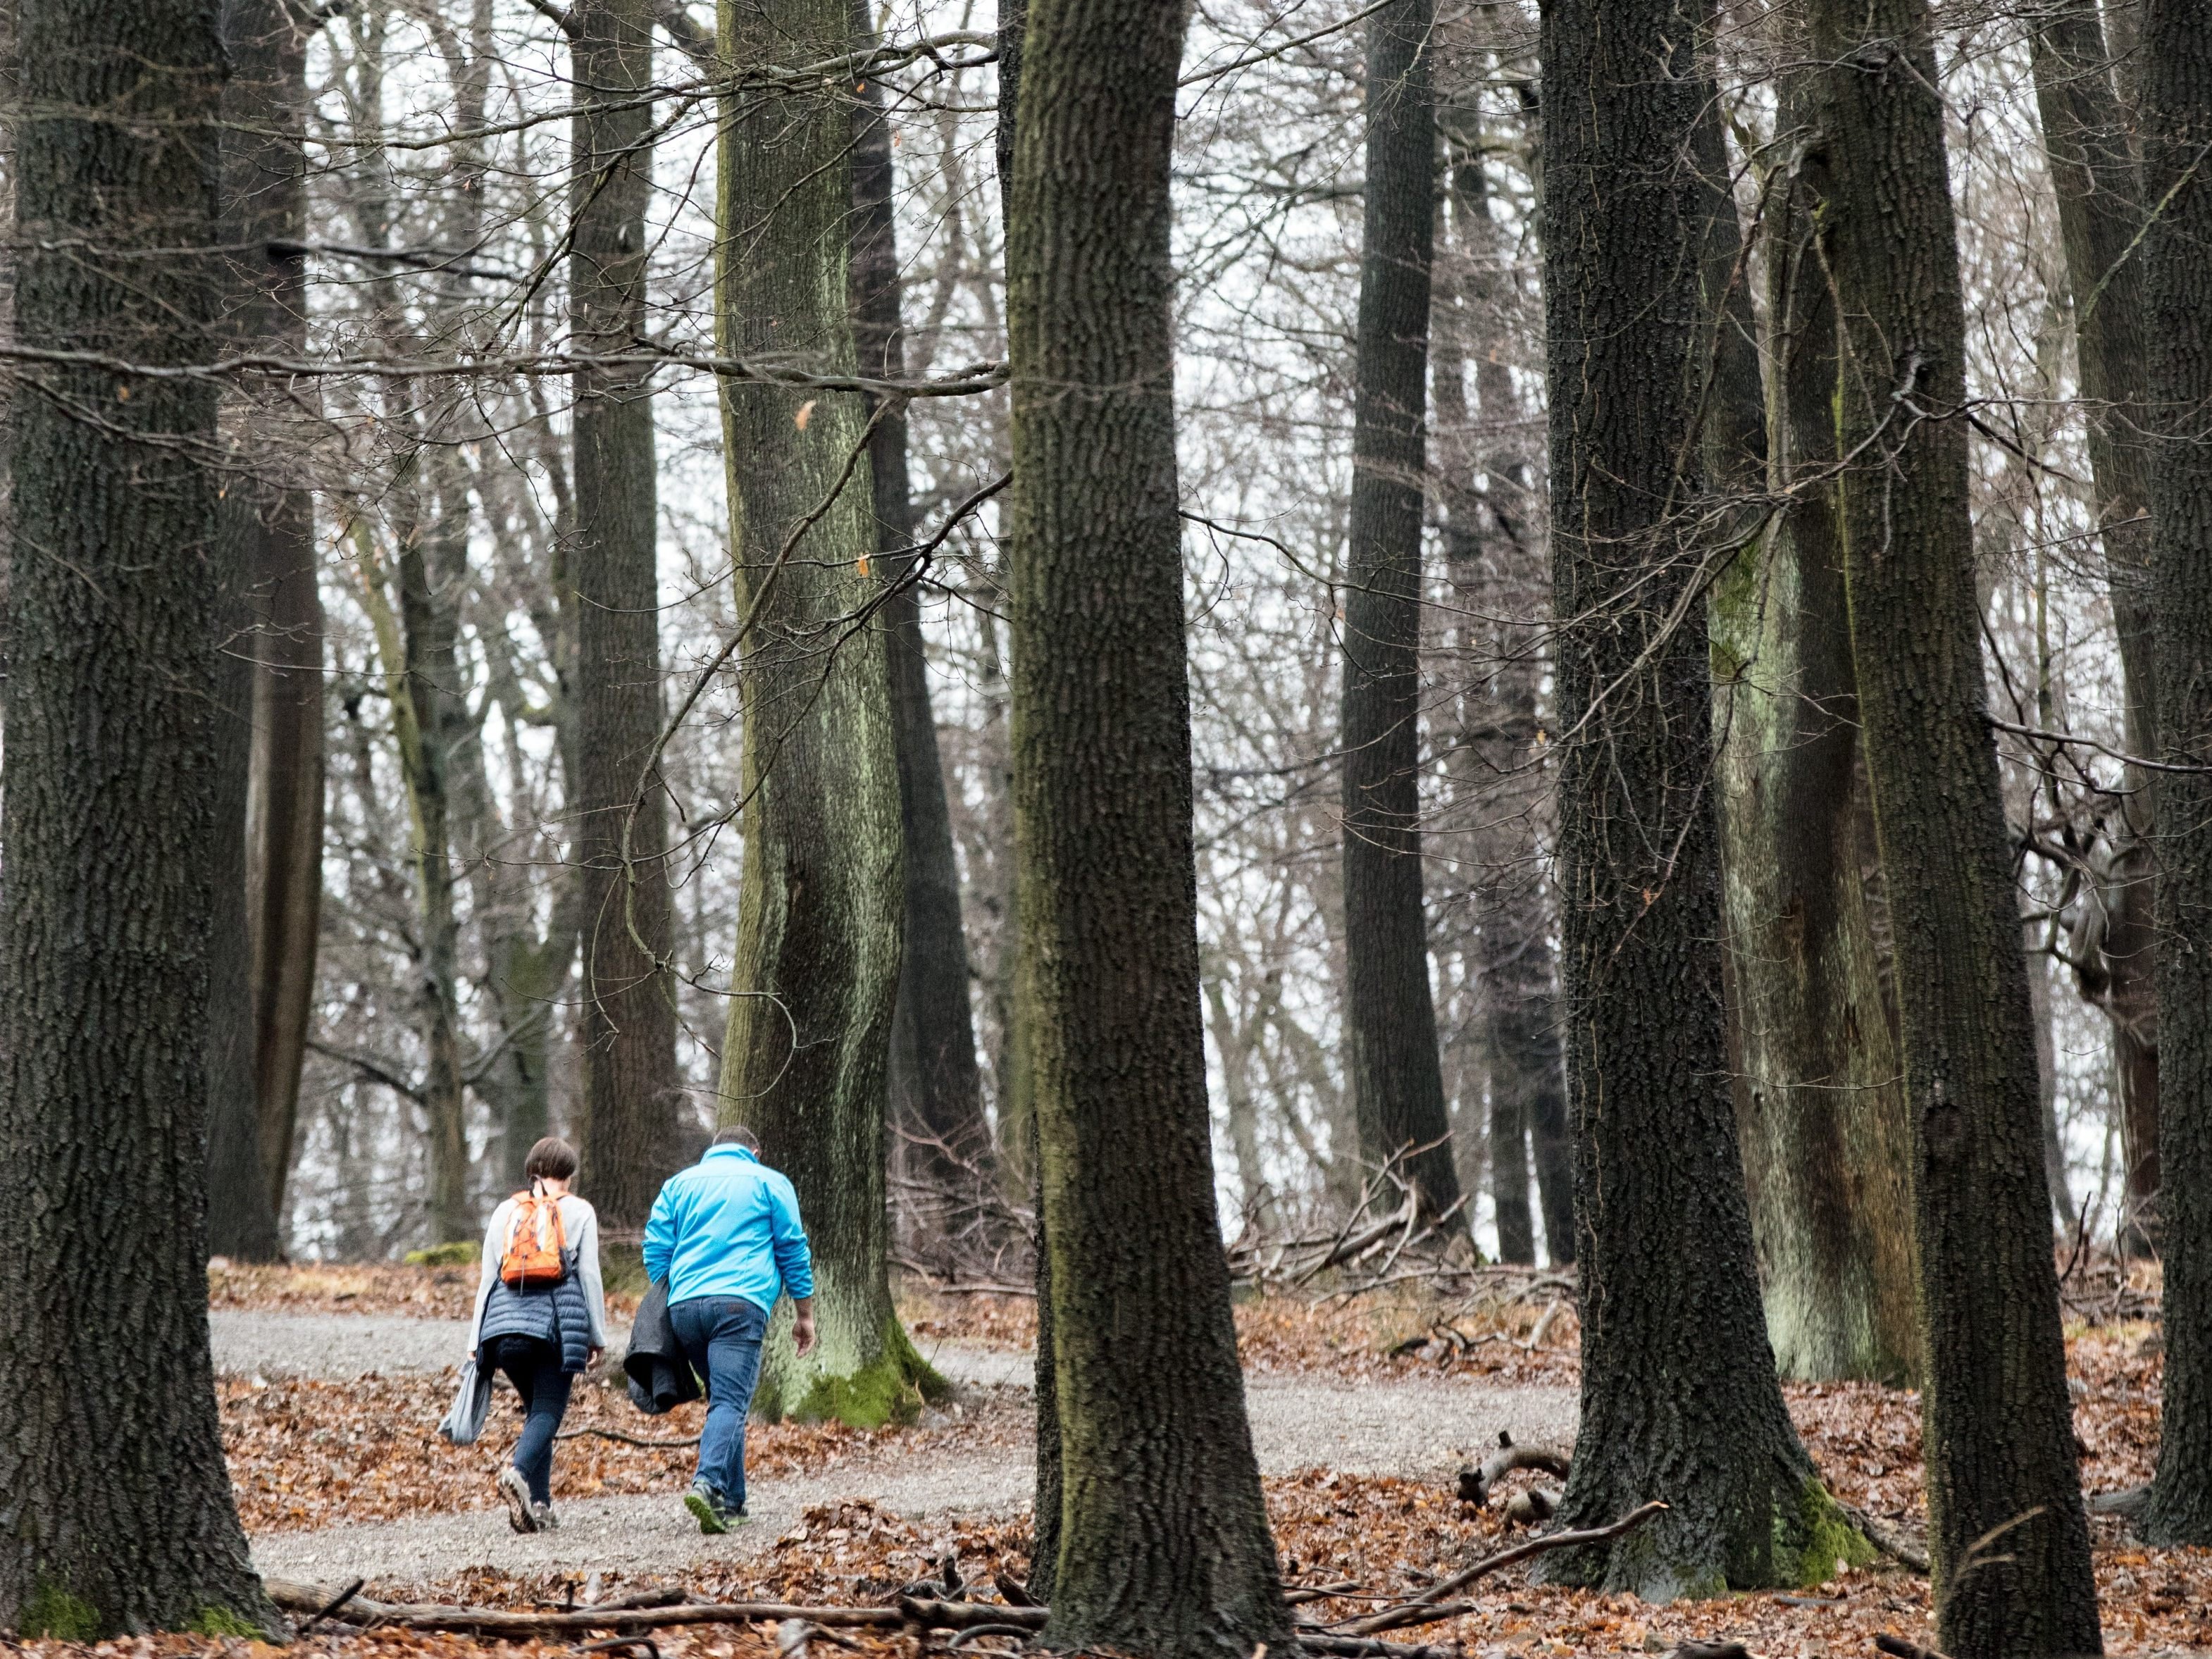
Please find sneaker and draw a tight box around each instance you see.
[499,1466,538,1534]
[533,1502,560,1531]
[684,1479,734,1535]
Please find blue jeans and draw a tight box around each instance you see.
[669,1295,768,1510]
[485,1334,572,1505]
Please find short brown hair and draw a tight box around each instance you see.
[523,1136,580,1181]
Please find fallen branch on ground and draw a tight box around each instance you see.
[1341,1500,1670,1636]
[268,1579,1451,1655]
[555,1426,704,1448]
[267,1581,905,1637]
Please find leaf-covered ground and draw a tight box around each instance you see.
[187,1266,2212,1654]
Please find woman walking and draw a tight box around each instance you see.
[468,1136,608,1531]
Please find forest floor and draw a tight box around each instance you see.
[18,1264,2208,1658]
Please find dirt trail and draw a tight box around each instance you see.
[217,1311,1575,1585]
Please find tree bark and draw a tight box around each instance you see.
[714,0,938,1427]
[852,0,996,1212]
[204,0,325,1264]
[2138,0,2212,1549]
[1803,1,2104,1648]
[1536,0,1845,1598]
[1339,0,1461,1225]
[1710,64,1918,1385]
[1433,128,1570,1267]
[0,0,276,1631]
[2027,0,2161,1251]
[1004,0,1294,1641]
[993,7,1058,1600]
[573,0,683,1232]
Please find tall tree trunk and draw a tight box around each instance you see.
[572,0,682,1231]
[1536,0,1847,1597]
[2028,0,2161,1251]
[205,0,325,1262]
[993,0,1058,1599]
[714,0,939,1427]
[1338,0,1460,1224]
[852,0,996,1213]
[2139,0,2212,1548]
[1710,66,1918,1384]
[1433,125,1570,1267]
[1803,0,2103,1648]
[0,0,276,1631]
[1005,0,1293,1638]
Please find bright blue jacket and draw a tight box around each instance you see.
[642,1145,815,1312]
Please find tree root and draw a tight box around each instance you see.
[1838,1503,1932,1575]
[1341,1500,1668,1636]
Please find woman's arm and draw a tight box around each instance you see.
[468,1200,510,1357]
[571,1198,609,1349]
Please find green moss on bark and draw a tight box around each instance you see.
[21,1583,101,1641]
[754,1315,947,1427]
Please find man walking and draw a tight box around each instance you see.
[642,1124,816,1532]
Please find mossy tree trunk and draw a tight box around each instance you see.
[2029,0,2161,1250]
[1004,0,1295,1641]
[2139,0,2212,1549]
[1709,62,1918,1385]
[572,0,683,1231]
[1536,0,1850,1598]
[0,0,277,1632]
[714,0,939,1429]
[1338,0,1462,1224]
[1803,0,2103,1648]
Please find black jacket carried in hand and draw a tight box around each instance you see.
[623,1280,702,1414]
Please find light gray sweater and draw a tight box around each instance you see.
[467,1192,610,1353]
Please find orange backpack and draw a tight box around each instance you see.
[499,1187,569,1288]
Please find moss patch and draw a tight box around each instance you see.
[187,1605,266,1638]
[404,1241,478,1267]
[761,1315,950,1428]
[1780,1481,1878,1589]
[21,1582,100,1641]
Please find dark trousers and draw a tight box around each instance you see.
[485,1334,573,1505]
[669,1296,768,1510]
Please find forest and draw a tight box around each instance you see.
[0,0,2207,1656]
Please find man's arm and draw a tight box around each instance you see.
[766,1175,815,1353]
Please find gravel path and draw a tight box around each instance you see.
[221,1311,1575,1585]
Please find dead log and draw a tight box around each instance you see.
[1872,1636,1951,1659]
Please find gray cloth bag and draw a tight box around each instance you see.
[438,1358,493,1445]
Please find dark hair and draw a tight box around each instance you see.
[523,1136,580,1181]
[710,1124,759,1152]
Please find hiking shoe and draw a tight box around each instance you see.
[499,1466,538,1534]
[684,1479,735,1535]
[532,1502,560,1531]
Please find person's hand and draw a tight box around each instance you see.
[588,1346,604,1368]
[793,1310,817,1356]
